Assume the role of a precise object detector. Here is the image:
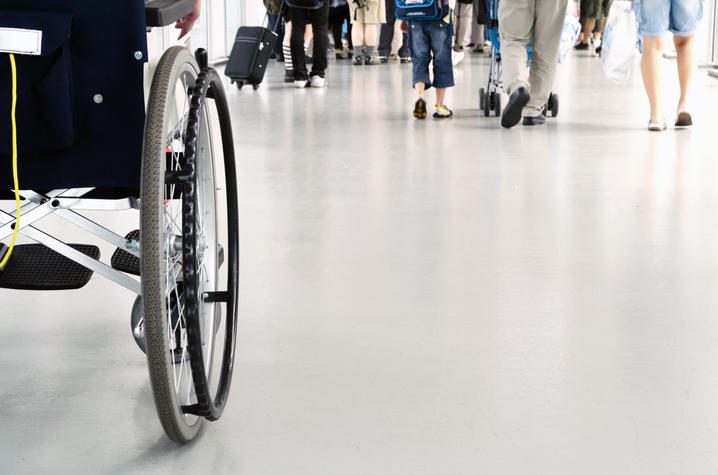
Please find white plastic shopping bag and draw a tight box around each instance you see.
[600,1,639,82]
[558,12,581,64]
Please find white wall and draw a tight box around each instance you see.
[695,0,716,64]
[243,0,267,27]
[711,0,718,63]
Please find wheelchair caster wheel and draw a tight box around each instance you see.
[494,93,502,117]
[131,296,146,354]
[236,81,244,90]
[252,84,259,91]
[479,88,485,111]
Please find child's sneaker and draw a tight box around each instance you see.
[413,98,427,119]
[432,104,453,119]
[353,55,364,65]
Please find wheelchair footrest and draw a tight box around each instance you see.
[111,230,140,276]
[0,244,101,290]
[0,243,8,265]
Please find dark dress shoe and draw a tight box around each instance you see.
[522,114,546,126]
[501,87,531,129]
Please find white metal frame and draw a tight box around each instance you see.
[708,0,718,78]
[0,189,142,295]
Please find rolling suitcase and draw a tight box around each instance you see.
[225,15,281,90]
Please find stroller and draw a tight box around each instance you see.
[478,0,559,118]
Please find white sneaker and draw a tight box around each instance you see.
[451,50,464,66]
[310,75,327,88]
[294,79,309,89]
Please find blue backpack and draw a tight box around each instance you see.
[395,0,449,21]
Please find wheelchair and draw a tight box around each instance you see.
[0,0,239,443]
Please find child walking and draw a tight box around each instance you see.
[407,0,455,119]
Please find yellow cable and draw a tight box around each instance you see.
[0,53,20,269]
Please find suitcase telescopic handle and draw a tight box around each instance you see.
[265,0,286,33]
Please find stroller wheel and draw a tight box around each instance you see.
[479,88,485,111]
[483,91,491,117]
[494,93,502,117]
[548,93,559,117]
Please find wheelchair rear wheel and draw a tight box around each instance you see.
[140,46,239,443]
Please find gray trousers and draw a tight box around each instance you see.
[454,3,474,50]
[498,0,568,116]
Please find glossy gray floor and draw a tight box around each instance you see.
[2,52,718,474]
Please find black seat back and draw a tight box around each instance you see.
[0,0,148,190]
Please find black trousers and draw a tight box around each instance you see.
[329,4,353,50]
[378,0,396,56]
[289,2,330,80]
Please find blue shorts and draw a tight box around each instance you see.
[633,0,704,36]
[408,20,455,89]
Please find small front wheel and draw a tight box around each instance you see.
[549,93,559,117]
[494,93,502,117]
[130,296,146,354]
[479,88,485,111]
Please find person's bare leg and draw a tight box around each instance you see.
[436,87,446,106]
[580,18,596,44]
[641,35,664,123]
[363,23,379,61]
[364,24,379,47]
[352,22,365,55]
[415,81,426,97]
[674,34,695,111]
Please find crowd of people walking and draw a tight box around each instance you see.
[265,0,704,130]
